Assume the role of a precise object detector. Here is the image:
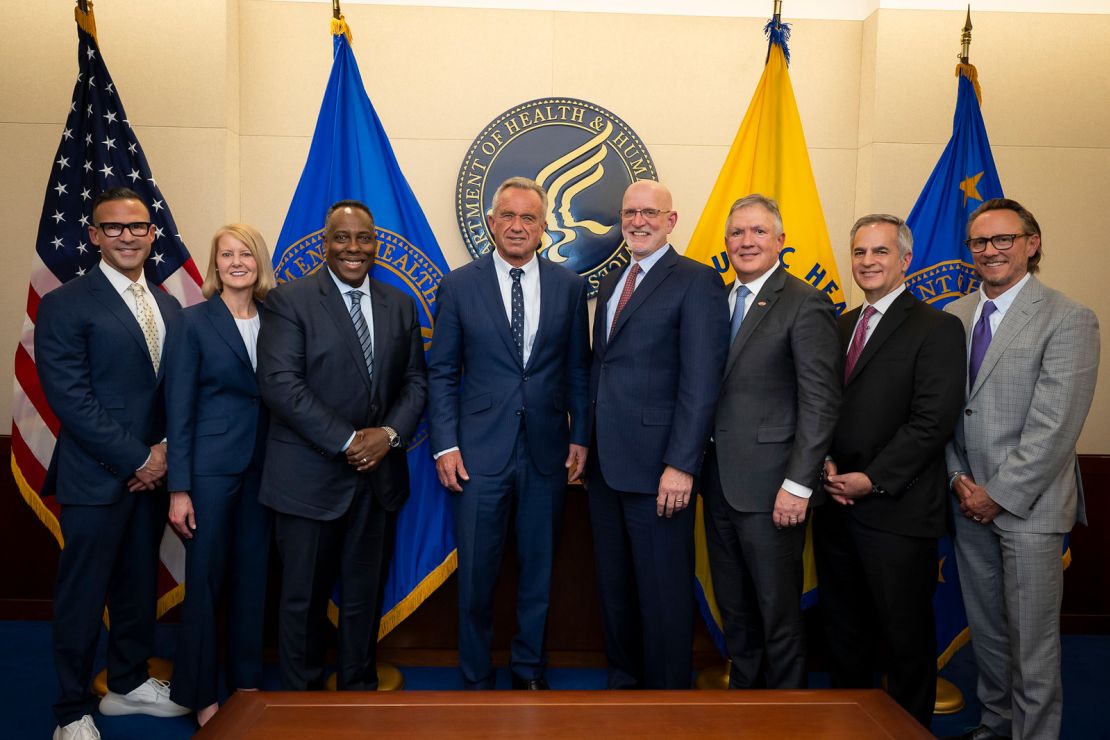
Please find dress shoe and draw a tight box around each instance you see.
[943,725,1010,740]
[511,675,550,690]
[53,714,100,740]
[99,677,189,717]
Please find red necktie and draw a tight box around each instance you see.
[843,305,877,382]
[608,263,641,339]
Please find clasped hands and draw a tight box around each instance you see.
[129,442,167,492]
[347,427,391,473]
[951,473,1003,525]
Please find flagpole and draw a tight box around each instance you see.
[332,0,341,19]
[935,5,974,720]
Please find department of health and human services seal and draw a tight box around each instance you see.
[455,97,657,296]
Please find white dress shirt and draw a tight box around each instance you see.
[327,268,375,452]
[604,244,671,331]
[846,283,906,352]
[98,260,166,357]
[969,272,1031,356]
[491,249,541,366]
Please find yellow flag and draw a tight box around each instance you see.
[691,29,838,655]
[686,42,846,314]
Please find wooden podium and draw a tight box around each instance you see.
[197,688,931,738]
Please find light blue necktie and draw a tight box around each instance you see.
[730,284,752,342]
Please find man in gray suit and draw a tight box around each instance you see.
[702,194,840,689]
[945,198,1100,740]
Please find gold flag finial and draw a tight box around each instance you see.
[773,0,783,24]
[332,0,341,20]
[960,5,973,64]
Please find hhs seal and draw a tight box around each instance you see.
[456,97,657,296]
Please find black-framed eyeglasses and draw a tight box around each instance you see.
[97,221,153,237]
[965,233,1030,253]
[619,208,672,220]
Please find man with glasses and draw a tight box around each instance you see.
[428,177,590,690]
[944,198,1100,740]
[588,179,729,689]
[702,194,841,690]
[36,187,186,739]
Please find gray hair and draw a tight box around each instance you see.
[727,194,783,237]
[491,177,549,215]
[850,213,913,259]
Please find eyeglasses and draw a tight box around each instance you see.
[619,208,672,220]
[965,233,1031,253]
[97,221,153,237]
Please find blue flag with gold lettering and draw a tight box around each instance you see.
[272,18,454,638]
[904,64,1003,669]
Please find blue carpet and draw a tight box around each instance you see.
[1,621,1105,738]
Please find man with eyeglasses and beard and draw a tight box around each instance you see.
[943,198,1100,740]
[587,179,729,690]
[36,187,187,740]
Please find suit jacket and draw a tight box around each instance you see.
[35,265,182,505]
[427,254,590,476]
[712,268,840,512]
[590,246,729,494]
[831,289,966,537]
[945,276,1100,533]
[257,268,427,519]
[165,294,268,492]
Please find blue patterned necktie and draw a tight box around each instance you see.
[510,267,524,363]
[347,289,374,380]
[730,284,752,342]
[968,300,996,389]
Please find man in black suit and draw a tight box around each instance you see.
[816,213,965,727]
[428,177,590,690]
[702,194,841,690]
[588,179,729,689]
[257,200,427,691]
[36,188,186,740]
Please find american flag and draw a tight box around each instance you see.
[11,5,204,617]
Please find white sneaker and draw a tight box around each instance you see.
[99,677,189,717]
[53,714,100,740]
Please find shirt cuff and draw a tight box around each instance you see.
[341,431,356,452]
[434,446,460,460]
[782,478,812,499]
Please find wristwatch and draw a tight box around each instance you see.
[382,426,401,449]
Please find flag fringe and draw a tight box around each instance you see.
[378,550,458,639]
[11,454,63,548]
[74,1,98,44]
[956,62,982,105]
[331,14,353,43]
[936,626,971,670]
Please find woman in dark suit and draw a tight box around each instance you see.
[166,224,275,726]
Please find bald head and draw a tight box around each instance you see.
[620,180,677,260]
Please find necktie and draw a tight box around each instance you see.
[968,300,997,389]
[347,289,374,380]
[609,263,641,339]
[509,267,525,363]
[843,304,877,382]
[730,284,752,342]
[128,283,160,372]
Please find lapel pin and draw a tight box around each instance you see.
[757,300,768,307]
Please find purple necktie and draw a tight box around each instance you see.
[968,300,997,389]
[843,305,877,382]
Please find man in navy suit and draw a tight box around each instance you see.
[588,179,729,689]
[36,187,186,740]
[257,200,427,691]
[428,177,590,690]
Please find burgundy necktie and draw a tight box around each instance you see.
[843,305,877,382]
[608,263,641,339]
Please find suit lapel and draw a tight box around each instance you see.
[475,256,523,367]
[89,268,157,377]
[724,267,784,376]
[593,265,622,356]
[317,269,373,392]
[608,246,676,342]
[204,295,254,372]
[369,279,394,392]
[845,290,914,385]
[969,277,1043,398]
[526,259,555,371]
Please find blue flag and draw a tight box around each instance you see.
[272,19,454,637]
[904,65,1003,669]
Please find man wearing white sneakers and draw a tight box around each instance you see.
[36,189,188,739]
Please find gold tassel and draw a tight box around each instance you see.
[331,14,353,44]
[74,1,99,45]
[955,62,982,105]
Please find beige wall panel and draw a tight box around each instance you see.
[856,12,878,148]
[0,1,79,124]
[239,1,556,140]
[809,146,857,291]
[131,126,236,269]
[238,135,311,253]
